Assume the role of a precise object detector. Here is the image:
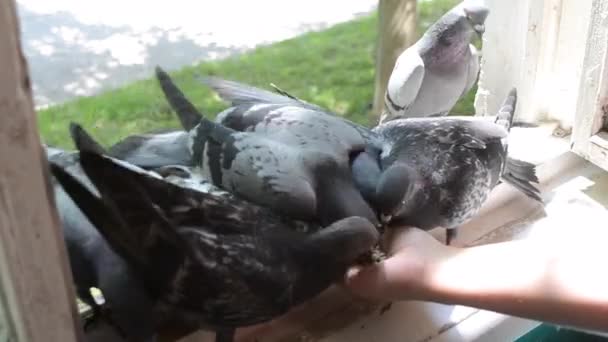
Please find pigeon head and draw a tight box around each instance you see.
[305,150,380,227]
[374,163,418,223]
[462,1,489,37]
[304,216,379,264]
[424,0,489,59]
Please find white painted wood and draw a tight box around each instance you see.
[570,0,608,171]
[474,0,545,122]
[478,0,608,170]
[430,311,540,342]
[317,302,481,342]
[0,0,82,340]
[476,0,599,133]
[545,0,593,131]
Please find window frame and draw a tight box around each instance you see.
[570,0,608,171]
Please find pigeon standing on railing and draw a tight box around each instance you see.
[189,77,541,245]
[372,89,542,244]
[156,69,414,224]
[154,67,381,227]
[380,0,489,123]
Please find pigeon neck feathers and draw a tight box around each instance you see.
[419,5,476,68]
[421,23,473,68]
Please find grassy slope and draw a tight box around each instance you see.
[39,0,469,148]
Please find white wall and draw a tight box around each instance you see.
[475,0,595,132]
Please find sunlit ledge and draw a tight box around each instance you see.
[170,125,608,341]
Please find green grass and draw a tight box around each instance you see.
[39,0,469,148]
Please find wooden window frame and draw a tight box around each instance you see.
[0,0,82,340]
[570,0,608,172]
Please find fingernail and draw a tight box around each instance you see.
[346,267,361,280]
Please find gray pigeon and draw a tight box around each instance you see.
[197,78,416,223]
[67,113,193,171]
[198,81,540,245]
[373,89,542,244]
[107,129,193,169]
[380,0,489,123]
[102,80,202,169]
[109,80,200,168]
[50,149,378,342]
[171,74,412,224]
[154,67,380,227]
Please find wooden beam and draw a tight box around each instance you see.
[0,0,82,340]
[570,0,608,171]
[371,0,417,123]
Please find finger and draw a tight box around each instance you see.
[344,254,417,301]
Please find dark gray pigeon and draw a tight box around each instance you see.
[46,145,157,341]
[380,0,489,122]
[372,88,542,244]
[155,67,381,227]
[49,125,238,341]
[50,150,378,342]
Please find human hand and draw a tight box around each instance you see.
[344,227,456,302]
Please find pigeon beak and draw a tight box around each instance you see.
[474,24,485,38]
[380,213,392,225]
[446,228,458,245]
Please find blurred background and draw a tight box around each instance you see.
[18,0,473,148]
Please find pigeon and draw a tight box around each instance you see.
[372,88,542,244]
[195,79,540,244]
[45,145,158,341]
[66,116,193,170]
[50,125,238,340]
[159,72,411,224]
[380,0,489,123]
[197,77,413,223]
[50,150,379,342]
[107,128,193,169]
[154,67,381,227]
[103,78,201,169]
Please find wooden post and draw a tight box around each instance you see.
[371,0,417,123]
[0,0,82,340]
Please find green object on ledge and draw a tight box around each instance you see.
[517,324,608,342]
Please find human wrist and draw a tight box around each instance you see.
[408,244,462,302]
[418,241,547,305]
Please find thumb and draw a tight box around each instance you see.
[344,264,386,299]
[344,259,399,300]
[344,251,423,301]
